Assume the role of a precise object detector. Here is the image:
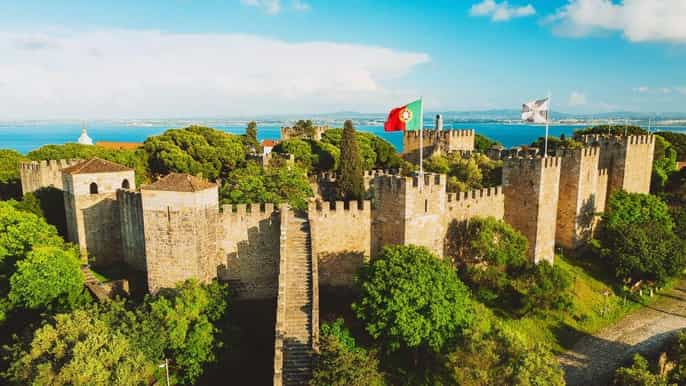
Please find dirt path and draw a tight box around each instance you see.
[560,283,686,386]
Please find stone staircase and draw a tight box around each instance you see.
[274,209,316,386]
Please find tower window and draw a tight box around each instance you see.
[90,182,98,194]
[122,179,130,190]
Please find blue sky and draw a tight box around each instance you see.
[0,0,685,119]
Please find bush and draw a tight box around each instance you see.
[474,134,502,153]
[0,150,27,200]
[655,131,686,162]
[424,152,502,192]
[321,129,402,170]
[596,191,685,284]
[311,319,385,386]
[353,245,474,353]
[519,261,573,314]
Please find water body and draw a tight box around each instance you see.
[1,121,685,154]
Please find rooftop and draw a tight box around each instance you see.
[143,173,216,192]
[61,157,133,175]
[96,141,143,150]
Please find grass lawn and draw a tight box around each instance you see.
[502,253,674,352]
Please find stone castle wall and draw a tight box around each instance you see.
[623,135,655,193]
[141,187,219,293]
[402,129,474,162]
[503,157,561,263]
[19,159,82,194]
[218,203,280,299]
[445,186,505,223]
[556,147,600,249]
[63,170,134,266]
[117,189,146,271]
[309,200,371,288]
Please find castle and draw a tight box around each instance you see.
[18,129,655,386]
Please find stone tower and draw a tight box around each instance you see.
[141,173,219,293]
[556,147,600,249]
[402,129,475,163]
[61,158,135,266]
[372,173,447,257]
[503,157,561,263]
[583,134,655,209]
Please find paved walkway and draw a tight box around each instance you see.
[560,282,686,386]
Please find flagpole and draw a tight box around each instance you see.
[419,96,424,183]
[544,93,551,158]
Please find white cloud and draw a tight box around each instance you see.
[547,0,686,43]
[633,86,650,93]
[470,0,536,22]
[677,87,686,95]
[659,87,672,94]
[0,29,430,119]
[292,0,310,12]
[568,91,587,106]
[241,0,281,15]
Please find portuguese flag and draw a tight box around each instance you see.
[384,99,423,132]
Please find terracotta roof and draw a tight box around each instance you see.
[262,140,278,147]
[143,173,216,192]
[96,141,143,150]
[61,158,133,175]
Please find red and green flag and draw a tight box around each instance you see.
[384,99,423,132]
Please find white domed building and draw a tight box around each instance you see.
[77,126,94,145]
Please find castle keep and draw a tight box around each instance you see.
[18,131,654,385]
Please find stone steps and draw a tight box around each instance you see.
[278,213,315,386]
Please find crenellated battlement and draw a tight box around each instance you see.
[221,203,276,222]
[447,186,502,202]
[19,159,82,171]
[19,158,84,194]
[308,200,371,214]
[505,156,561,171]
[374,173,446,194]
[582,134,655,147]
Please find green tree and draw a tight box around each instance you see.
[221,161,313,210]
[311,320,385,386]
[424,152,502,192]
[595,191,685,284]
[8,246,87,312]
[474,134,502,153]
[244,121,261,153]
[0,149,27,200]
[337,120,364,200]
[519,261,573,314]
[321,129,402,170]
[353,245,474,353]
[144,125,245,181]
[446,322,565,386]
[531,135,584,152]
[446,217,529,306]
[573,125,648,139]
[5,309,155,386]
[0,202,63,267]
[652,135,678,192]
[655,131,686,162]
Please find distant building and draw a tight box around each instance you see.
[77,127,93,145]
[435,114,443,131]
[262,140,278,155]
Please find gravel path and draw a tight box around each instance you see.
[560,283,686,386]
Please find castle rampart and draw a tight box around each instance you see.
[309,200,371,288]
[218,203,281,299]
[19,159,82,194]
[503,157,561,263]
[402,129,475,162]
[117,189,146,271]
[556,147,600,249]
[445,186,505,223]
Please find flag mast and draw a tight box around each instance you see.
[419,96,424,181]
[544,93,551,158]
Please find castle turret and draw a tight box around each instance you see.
[503,157,561,263]
[141,173,219,293]
[61,158,135,266]
[372,173,447,257]
[556,147,600,249]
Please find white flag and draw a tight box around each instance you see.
[522,97,550,124]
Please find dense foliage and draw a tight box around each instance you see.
[474,134,502,153]
[243,121,261,153]
[272,139,339,172]
[353,245,474,354]
[322,128,403,171]
[144,125,245,181]
[220,161,313,210]
[530,134,584,153]
[573,125,648,138]
[28,143,150,186]
[652,135,678,192]
[0,150,27,200]
[4,280,228,385]
[311,319,385,386]
[424,152,502,192]
[337,120,365,200]
[655,131,686,162]
[594,191,685,285]
[445,321,565,386]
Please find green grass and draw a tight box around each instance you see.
[502,253,674,352]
